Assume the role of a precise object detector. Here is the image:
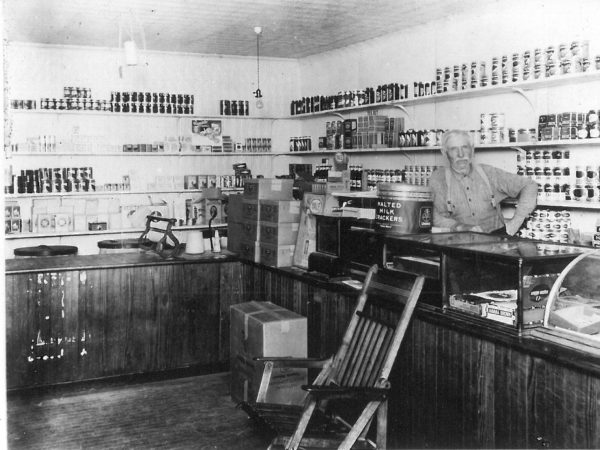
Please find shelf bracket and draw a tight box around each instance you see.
[392,103,412,126]
[510,146,525,153]
[511,87,535,113]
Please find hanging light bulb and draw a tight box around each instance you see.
[253,26,264,109]
[123,40,138,66]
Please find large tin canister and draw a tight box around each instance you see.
[375,183,433,234]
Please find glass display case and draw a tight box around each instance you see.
[382,232,509,307]
[382,232,507,280]
[443,239,586,334]
[545,250,600,342]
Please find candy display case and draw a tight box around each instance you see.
[544,250,600,342]
[442,239,586,334]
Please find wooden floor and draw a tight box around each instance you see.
[7,372,273,450]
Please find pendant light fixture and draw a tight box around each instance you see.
[253,26,264,109]
[118,10,147,77]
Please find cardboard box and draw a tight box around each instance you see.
[239,239,260,262]
[226,194,244,223]
[293,208,317,269]
[242,199,260,221]
[243,178,294,200]
[260,243,296,267]
[241,220,260,241]
[259,222,299,246]
[227,221,245,253]
[259,200,301,223]
[230,301,307,404]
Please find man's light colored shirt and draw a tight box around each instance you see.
[429,163,538,232]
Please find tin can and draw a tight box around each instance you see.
[443,67,451,92]
[480,129,490,145]
[559,43,569,60]
[561,57,573,74]
[534,48,543,63]
[586,165,598,182]
[480,113,492,130]
[501,55,509,84]
[461,64,468,90]
[490,113,505,129]
[509,128,517,142]
[523,50,531,68]
[529,128,537,142]
[545,59,557,77]
[479,62,487,87]
[491,57,499,85]
[470,62,478,88]
[452,65,460,91]
[490,128,502,143]
[582,57,590,72]
[534,62,543,79]
[512,53,520,82]
[546,46,555,61]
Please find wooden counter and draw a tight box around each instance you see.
[5,252,242,390]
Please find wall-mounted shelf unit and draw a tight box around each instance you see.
[291,71,600,119]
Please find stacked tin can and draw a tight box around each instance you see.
[539,110,600,141]
[480,113,506,144]
[518,148,572,202]
[520,209,571,243]
[403,165,434,186]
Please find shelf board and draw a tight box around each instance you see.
[5,188,243,199]
[503,198,600,210]
[8,109,281,120]
[285,139,600,155]
[291,70,600,118]
[6,151,276,157]
[5,223,227,240]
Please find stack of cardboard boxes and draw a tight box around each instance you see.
[228,178,300,267]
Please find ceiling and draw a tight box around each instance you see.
[3,0,496,59]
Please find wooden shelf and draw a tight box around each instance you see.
[502,198,600,210]
[5,188,243,199]
[9,109,281,120]
[5,223,227,240]
[6,151,275,157]
[284,138,600,155]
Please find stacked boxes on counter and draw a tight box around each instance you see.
[228,178,298,267]
[230,301,307,404]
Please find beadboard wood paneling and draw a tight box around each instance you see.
[6,261,242,389]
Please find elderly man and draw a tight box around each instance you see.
[428,129,538,235]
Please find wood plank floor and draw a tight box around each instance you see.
[7,372,273,450]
